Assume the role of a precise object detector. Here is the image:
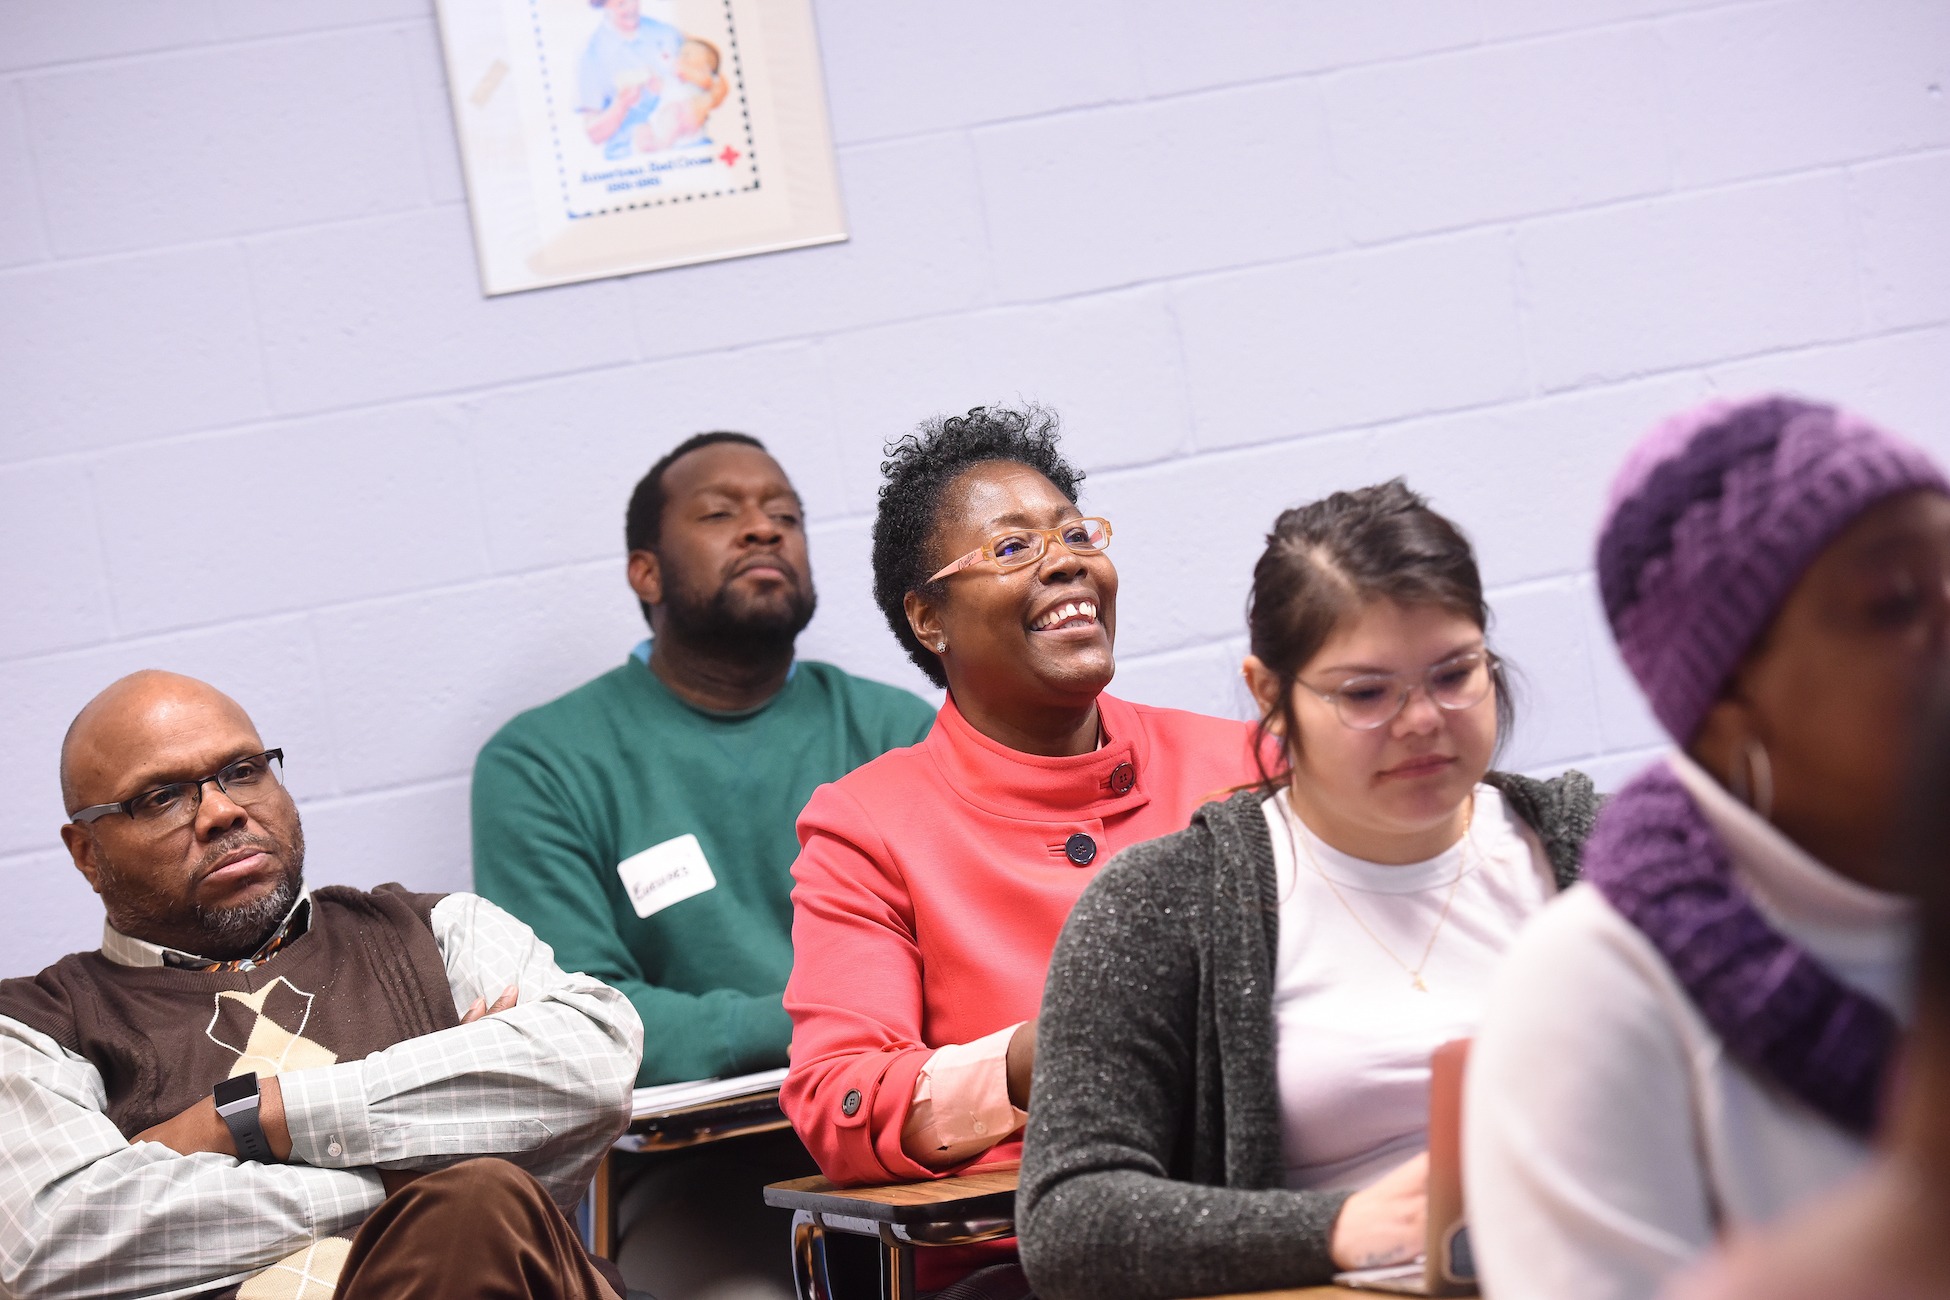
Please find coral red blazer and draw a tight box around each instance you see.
[782,691,1261,1186]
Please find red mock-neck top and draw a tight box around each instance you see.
[781,691,1260,1187]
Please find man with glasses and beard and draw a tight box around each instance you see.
[0,670,641,1299]
[472,432,933,1299]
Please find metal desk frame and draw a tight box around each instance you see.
[586,1088,791,1259]
[763,1169,1018,1300]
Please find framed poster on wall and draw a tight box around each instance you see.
[433,0,847,295]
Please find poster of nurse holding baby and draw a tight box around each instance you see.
[528,0,756,220]
[433,0,843,293]
[578,0,730,160]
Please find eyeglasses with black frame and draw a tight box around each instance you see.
[1303,652,1497,731]
[67,749,287,831]
[928,517,1113,583]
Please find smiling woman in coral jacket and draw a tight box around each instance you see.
[780,405,1261,1296]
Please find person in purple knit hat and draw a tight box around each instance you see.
[1463,394,1950,1300]
[1664,671,1950,1299]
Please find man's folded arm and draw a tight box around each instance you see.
[0,1017,382,1300]
[276,892,642,1209]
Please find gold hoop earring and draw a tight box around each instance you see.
[1730,737,1774,821]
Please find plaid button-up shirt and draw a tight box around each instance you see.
[0,891,642,1300]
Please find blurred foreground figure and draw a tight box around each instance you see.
[0,670,639,1299]
[1666,676,1950,1300]
[1466,396,1950,1300]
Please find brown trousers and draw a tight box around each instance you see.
[335,1158,623,1300]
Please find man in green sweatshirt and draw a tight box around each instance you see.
[471,431,934,1298]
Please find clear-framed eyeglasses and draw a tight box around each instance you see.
[1304,652,1497,731]
[68,749,287,833]
[928,517,1112,583]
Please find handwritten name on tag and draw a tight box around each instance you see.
[617,834,718,919]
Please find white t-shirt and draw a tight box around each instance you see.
[1266,785,1556,1191]
[1463,754,1915,1300]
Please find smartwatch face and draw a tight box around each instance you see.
[213,1074,260,1109]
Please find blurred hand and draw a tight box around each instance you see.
[1331,1151,1428,1271]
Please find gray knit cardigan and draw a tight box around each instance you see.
[1017,772,1598,1300]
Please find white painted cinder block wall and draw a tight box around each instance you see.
[3,0,1948,975]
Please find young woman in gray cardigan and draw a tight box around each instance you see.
[1017,482,1598,1300]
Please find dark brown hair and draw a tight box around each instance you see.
[1247,478,1514,791]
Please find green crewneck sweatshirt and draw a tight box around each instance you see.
[472,656,935,1086]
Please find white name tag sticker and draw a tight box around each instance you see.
[617,834,718,919]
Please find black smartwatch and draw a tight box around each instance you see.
[213,1074,276,1163]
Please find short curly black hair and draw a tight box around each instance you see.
[872,404,1084,688]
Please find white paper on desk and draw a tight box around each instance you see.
[631,1067,789,1119]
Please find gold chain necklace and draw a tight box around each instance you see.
[1289,793,1475,993]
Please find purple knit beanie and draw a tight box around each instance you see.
[1597,395,1948,743]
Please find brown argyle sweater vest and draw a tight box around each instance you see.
[0,884,459,1137]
